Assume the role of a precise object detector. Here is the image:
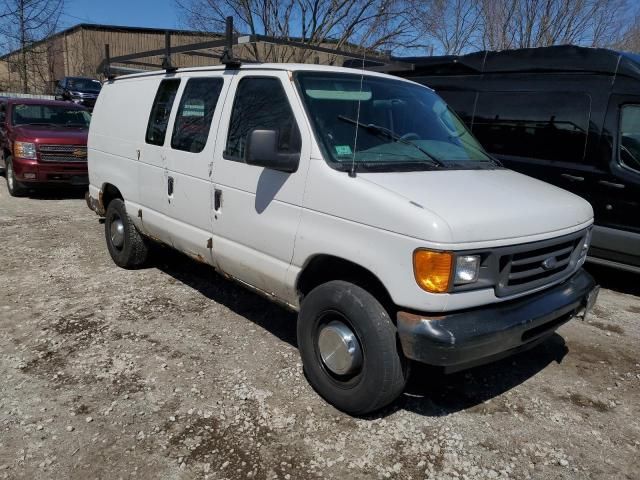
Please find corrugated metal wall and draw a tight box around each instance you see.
[0,25,357,94]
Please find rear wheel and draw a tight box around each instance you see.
[6,157,26,197]
[104,198,148,268]
[297,280,408,415]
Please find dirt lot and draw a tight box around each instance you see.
[0,181,638,480]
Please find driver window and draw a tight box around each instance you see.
[620,105,640,173]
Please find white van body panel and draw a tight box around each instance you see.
[209,70,312,301]
[88,63,594,314]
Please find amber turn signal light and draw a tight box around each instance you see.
[413,249,453,293]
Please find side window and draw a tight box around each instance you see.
[146,79,181,146]
[225,77,300,161]
[619,105,640,173]
[171,77,223,153]
[473,92,590,163]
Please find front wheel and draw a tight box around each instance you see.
[6,157,26,197]
[104,198,148,269]
[297,280,409,415]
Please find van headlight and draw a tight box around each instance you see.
[578,229,592,266]
[413,250,481,293]
[454,255,480,284]
[14,141,37,159]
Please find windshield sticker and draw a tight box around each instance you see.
[335,145,353,156]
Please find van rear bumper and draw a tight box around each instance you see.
[396,269,598,373]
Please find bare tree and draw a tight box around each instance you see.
[0,0,64,93]
[479,0,626,51]
[175,0,415,62]
[409,0,483,55]
[616,15,640,52]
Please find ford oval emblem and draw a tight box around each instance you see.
[542,256,558,270]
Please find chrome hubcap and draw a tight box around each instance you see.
[7,163,13,189]
[318,320,362,376]
[110,216,125,248]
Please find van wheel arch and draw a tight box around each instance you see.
[101,183,123,211]
[296,255,396,315]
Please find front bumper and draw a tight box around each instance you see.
[12,156,88,185]
[397,269,598,372]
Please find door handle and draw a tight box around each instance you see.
[598,180,625,189]
[214,189,222,211]
[561,173,584,182]
[168,176,174,196]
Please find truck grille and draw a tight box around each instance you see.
[39,144,87,163]
[496,230,586,297]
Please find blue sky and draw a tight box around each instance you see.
[62,0,181,30]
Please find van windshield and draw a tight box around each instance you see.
[295,72,496,172]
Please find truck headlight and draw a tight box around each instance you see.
[454,255,480,284]
[413,250,453,293]
[14,141,37,159]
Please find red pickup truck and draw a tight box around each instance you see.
[0,98,91,196]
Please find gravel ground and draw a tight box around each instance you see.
[0,180,639,480]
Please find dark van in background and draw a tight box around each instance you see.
[54,76,102,110]
[393,45,640,273]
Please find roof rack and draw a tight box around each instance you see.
[98,16,415,78]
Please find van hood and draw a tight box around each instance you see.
[358,168,593,244]
[13,125,88,144]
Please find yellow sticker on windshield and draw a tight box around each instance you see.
[335,145,352,156]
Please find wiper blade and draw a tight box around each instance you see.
[337,115,445,167]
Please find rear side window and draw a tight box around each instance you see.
[620,105,640,173]
[473,91,590,163]
[146,79,180,146]
[224,77,299,161]
[171,78,223,153]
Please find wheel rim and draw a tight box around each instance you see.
[110,214,125,249]
[7,162,14,190]
[317,319,363,376]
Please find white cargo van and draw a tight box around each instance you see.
[87,64,599,414]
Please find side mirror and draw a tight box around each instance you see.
[246,129,299,173]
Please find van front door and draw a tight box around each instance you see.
[164,75,227,264]
[211,71,310,302]
[592,97,640,267]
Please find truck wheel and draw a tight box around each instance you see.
[5,157,26,197]
[104,198,148,269]
[297,280,408,415]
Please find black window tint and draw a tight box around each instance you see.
[146,79,180,146]
[620,105,640,173]
[171,78,223,153]
[225,77,299,161]
[437,90,477,125]
[473,92,590,162]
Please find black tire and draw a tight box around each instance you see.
[297,280,408,415]
[5,157,26,197]
[104,198,148,269]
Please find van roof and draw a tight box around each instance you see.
[394,45,640,79]
[106,63,420,84]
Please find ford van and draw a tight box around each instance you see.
[86,64,599,414]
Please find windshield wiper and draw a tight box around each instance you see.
[448,128,503,167]
[337,115,445,168]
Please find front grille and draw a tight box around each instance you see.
[496,230,586,297]
[39,144,87,163]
